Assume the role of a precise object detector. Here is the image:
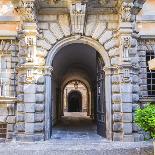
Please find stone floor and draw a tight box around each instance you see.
[0,112,153,155]
[52,112,103,141]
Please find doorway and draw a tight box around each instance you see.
[68,90,82,112]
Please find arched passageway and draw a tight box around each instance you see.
[45,37,112,140]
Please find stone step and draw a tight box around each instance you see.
[0,140,153,155]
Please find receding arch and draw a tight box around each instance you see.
[45,36,112,141]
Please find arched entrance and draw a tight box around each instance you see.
[45,36,112,140]
[68,90,82,112]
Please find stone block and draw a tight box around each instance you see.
[17,94,24,102]
[111,57,119,66]
[25,113,35,123]
[113,123,122,132]
[24,94,36,103]
[36,85,45,93]
[112,75,119,83]
[121,103,132,112]
[92,22,106,39]
[36,94,44,103]
[37,39,51,50]
[0,108,8,116]
[113,113,122,122]
[113,104,120,112]
[108,48,119,57]
[35,113,44,122]
[35,104,44,112]
[104,39,119,51]
[16,123,25,132]
[123,135,134,142]
[133,133,144,142]
[112,94,121,103]
[121,94,132,103]
[17,104,24,112]
[113,132,122,141]
[34,122,44,132]
[99,30,113,44]
[25,103,35,113]
[120,84,132,93]
[16,114,24,122]
[112,85,120,93]
[7,132,14,139]
[43,30,57,44]
[123,123,132,134]
[132,85,139,93]
[132,94,139,102]
[24,84,36,94]
[25,123,34,133]
[7,124,14,132]
[0,116,7,123]
[38,23,48,30]
[7,116,16,124]
[122,113,132,123]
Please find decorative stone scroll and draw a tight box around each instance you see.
[70,3,86,34]
[121,2,134,22]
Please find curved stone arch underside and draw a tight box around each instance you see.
[44,35,112,141]
[38,15,120,66]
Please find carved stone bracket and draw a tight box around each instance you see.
[70,2,86,34]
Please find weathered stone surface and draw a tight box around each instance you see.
[16,123,25,132]
[113,123,122,132]
[17,104,24,112]
[25,113,35,123]
[34,122,44,132]
[36,85,45,93]
[25,103,35,113]
[24,84,36,94]
[35,104,44,112]
[113,113,122,122]
[7,124,14,132]
[122,113,132,123]
[123,123,132,134]
[113,104,121,112]
[35,113,44,122]
[121,103,132,113]
[7,116,16,124]
[25,123,34,133]
[24,94,36,103]
[36,94,44,103]
[16,114,24,122]
[99,30,113,44]
[113,133,122,141]
[112,94,121,103]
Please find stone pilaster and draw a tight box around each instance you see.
[112,1,140,142]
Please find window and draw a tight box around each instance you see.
[0,124,7,138]
[146,50,155,96]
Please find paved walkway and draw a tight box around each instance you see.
[0,112,153,155]
[52,112,103,141]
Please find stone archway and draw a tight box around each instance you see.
[45,36,112,140]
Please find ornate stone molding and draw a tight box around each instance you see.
[70,2,86,34]
[12,0,37,22]
[121,2,134,22]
